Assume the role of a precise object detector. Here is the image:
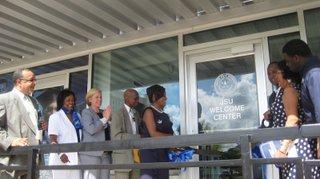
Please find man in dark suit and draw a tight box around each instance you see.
[0,68,40,179]
[111,88,141,179]
[261,62,278,128]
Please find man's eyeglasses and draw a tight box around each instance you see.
[20,78,37,82]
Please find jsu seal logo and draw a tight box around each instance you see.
[214,73,237,97]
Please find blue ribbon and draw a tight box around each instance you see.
[168,149,194,172]
[72,111,83,129]
[72,111,82,142]
[62,108,83,142]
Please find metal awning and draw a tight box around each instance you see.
[0,0,316,70]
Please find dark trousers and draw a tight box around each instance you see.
[139,149,169,179]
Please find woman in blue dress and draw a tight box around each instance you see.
[139,84,174,179]
[271,60,319,178]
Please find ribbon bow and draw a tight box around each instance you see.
[168,148,194,172]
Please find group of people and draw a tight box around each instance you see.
[262,39,320,178]
[0,38,320,179]
[46,88,111,179]
[0,67,173,179]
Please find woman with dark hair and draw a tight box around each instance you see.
[271,61,319,178]
[139,84,174,179]
[48,89,82,179]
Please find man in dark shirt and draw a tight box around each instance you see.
[282,39,320,125]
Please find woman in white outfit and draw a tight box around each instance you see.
[48,89,82,179]
[80,88,112,179]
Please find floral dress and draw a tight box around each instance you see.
[271,84,319,179]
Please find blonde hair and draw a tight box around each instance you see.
[85,88,101,106]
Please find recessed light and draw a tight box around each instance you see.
[218,4,230,12]
[136,25,143,31]
[242,0,254,5]
[196,9,206,16]
[175,15,184,22]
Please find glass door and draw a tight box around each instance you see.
[33,86,64,128]
[33,73,68,127]
[196,54,259,132]
[185,40,267,179]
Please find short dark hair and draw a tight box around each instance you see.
[146,84,165,103]
[56,89,76,111]
[277,60,301,83]
[267,61,278,69]
[282,39,312,57]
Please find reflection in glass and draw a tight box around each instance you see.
[0,78,8,94]
[184,13,298,46]
[268,32,300,63]
[197,55,258,178]
[197,55,259,132]
[33,87,63,123]
[31,56,88,75]
[305,7,320,57]
[92,37,180,133]
[0,73,13,94]
[70,70,88,112]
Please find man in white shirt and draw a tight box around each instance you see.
[0,68,40,179]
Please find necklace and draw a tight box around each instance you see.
[150,105,163,113]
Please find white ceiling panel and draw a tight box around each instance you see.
[0,0,317,66]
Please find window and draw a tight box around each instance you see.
[0,72,12,94]
[268,32,300,63]
[31,56,88,75]
[184,13,298,46]
[304,7,320,56]
[70,70,88,111]
[92,37,180,133]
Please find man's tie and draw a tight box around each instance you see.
[130,108,136,121]
[24,95,38,131]
[130,108,140,163]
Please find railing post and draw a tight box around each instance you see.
[305,162,312,179]
[295,157,304,179]
[27,148,38,179]
[240,135,253,179]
